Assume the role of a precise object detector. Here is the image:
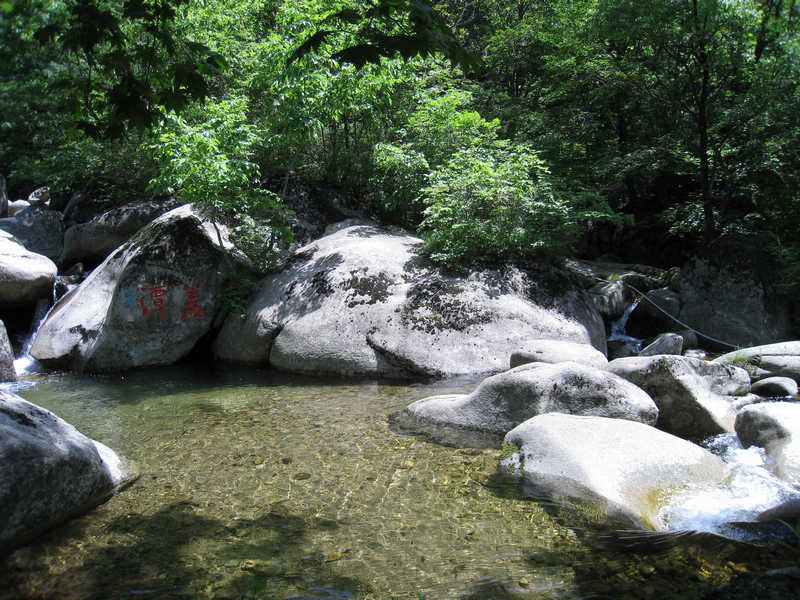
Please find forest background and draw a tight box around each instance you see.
[2,0,800,307]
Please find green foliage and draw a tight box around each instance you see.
[419,143,584,267]
[218,270,261,320]
[289,0,481,75]
[241,577,270,600]
[144,98,293,272]
[775,519,800,565]
[367,142,429,221]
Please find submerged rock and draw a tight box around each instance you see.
[213,224,605,378]
[606,355,750,441]
[502,413,731,530]
[30,205,247,372]
[405,362,657,435]
[0,390,134,553]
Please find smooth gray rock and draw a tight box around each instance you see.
[735,402,800,487]
[606,355,750,441]
[502,413,730,530]
[669,235,792,349]
[0,231,57,308]
[0,320,16,382]
[405,362,657,435]
[0,207,63,262]
[30,205,246,373]
[751,377,798,398]
[714,342,800,384]
[213,225,606,378]
[639,332,684,357]
[510,339,608,369]
[60,198,181,268]
[0,390,134,553]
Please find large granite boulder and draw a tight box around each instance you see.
[510,339,608,369]
[405,362,657,435]
[714,342,800,384]
[0,320,16,382]
[213,224,606,378]
[0,231,58,308]
[0,206,63,262]
[30,205,247,373]
[501,413,731,530]
[668,235,792,349]
[59,198,181,269]
[735,402,800,487]
[605,355,750,441]
[0,390,134,553]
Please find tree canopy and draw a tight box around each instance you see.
[1,0,799,293]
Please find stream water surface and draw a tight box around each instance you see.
[0,365,793,600]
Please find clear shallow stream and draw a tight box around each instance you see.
[0,365,794,600]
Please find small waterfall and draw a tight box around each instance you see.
[607,299,643,354]
[658,433,799,541]
[13,291,55,375]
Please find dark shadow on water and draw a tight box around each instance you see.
[477,471,798,600]
[0,500,371,600]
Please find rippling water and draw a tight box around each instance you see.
[0,366,793,600]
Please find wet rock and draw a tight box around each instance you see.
[0,389,134,553]
[510,339,608,369]
[606,355,750,441]
[639,332,684,357]
[0,231,58,308]
[405,362,657,435]
[30,205,247,372]
[714,342,800,384]
[0,320,16,382]
[0,206,63,262]
[60,197,181,269]
[213,224,605,378]
[502,413,730,530]
[735,402,800,487]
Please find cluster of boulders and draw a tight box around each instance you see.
[405,340,800,531]
[1,183,799,552]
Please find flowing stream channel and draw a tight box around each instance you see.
[1,365,795,600]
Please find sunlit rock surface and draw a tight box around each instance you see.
[606,355,750,441]
[502,413,731,530]
[406,362,657,435]
[213,224,606,378]
[30,205,247,372]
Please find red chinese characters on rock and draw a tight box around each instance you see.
[136,283,206,325]
[182,284,206,321]
[140,285,169,324]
